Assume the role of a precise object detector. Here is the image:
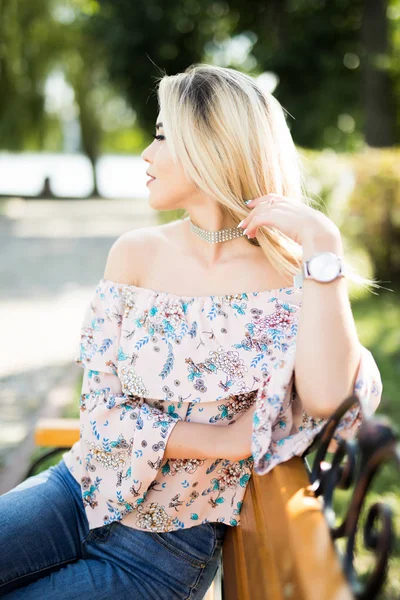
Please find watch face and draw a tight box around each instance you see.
[308,252,341,282]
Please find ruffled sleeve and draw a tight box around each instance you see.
[75,279,182,525]
[251,342,383,476]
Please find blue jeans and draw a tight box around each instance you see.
[0,458,227,599]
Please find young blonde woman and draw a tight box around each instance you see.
[0,64,382,599]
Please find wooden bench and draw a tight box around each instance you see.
[35,418,80,448]
[222,456,355,600]
[32,417,354,599]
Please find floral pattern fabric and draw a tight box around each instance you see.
[62,278,382,532]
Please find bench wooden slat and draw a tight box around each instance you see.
[34,418,80,447]
[222,457,353,600]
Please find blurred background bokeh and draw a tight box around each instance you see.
[1,0,400,595]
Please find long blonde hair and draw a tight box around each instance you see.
[155,63,381,292]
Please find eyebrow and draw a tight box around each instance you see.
[156,122,163,130]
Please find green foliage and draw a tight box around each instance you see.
[156,208,187,226]
[90,0,211,140]
[332,287,400,599]
[293,147,400,288]
[27,447,67,475]
[0,0,57,149]
[91,0,400,149]
[101,128,147,154]
[226,0,366,149]
[1,0,400,153]
[27,370,81,476]
[344,149,400,283]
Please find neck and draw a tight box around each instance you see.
[183,215,254,268]
[187,211,238,231]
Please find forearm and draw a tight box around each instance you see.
[295,227,362,419]
[163,420,230,460]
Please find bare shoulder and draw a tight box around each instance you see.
[103,220,182,285]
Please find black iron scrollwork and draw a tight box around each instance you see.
[302,395,399,600]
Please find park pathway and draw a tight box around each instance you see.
[0,196,157,492]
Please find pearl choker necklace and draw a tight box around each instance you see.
[187,216,260,245]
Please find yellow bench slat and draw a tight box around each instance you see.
[222,457,353,600]
[35,418,80,447]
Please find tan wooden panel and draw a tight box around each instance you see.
[35,418,80,447]
[222,457,353,600]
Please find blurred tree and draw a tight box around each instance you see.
[0,0,113,194]
[91,0,399,150]
[227,0,399,148]
[1,0,398,186]
[360,0,398,145]
[89,0,214,142]
[60,1,107,196]
[0,0,61,149]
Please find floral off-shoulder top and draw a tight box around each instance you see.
[62,278,383,533]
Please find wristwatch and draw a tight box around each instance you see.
[293,252,346,287]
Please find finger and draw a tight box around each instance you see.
[246,193,280,208]
[240,201,277,233]
[243,212,278,237]
[238,197,276,230]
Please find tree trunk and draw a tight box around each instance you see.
[360,0,398,146]
[89,155,100,198]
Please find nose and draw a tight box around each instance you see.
[141,141,153,162]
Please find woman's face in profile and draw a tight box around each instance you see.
[141,112,197,211]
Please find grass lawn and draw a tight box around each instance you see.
[329,282,400,599]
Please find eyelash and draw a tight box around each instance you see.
[152,133,165,141]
